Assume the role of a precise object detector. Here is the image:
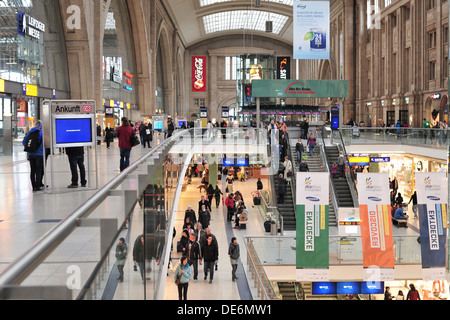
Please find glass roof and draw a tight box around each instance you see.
[199,0,293,6]
[203,10,289,34]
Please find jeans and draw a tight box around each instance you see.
[120,148,131,172]
[204,261,216,280]
[231,263,238,280]
[296,150,302,163]
[309,144,315,156]
[68,154,86,186]
[28,155,43,190]
[189,259,199,280]
[178,282,188,300]
[117,265,124,280]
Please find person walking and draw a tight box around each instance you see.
[214,186,223,208]
[115,238,127,283]
[337,151,346,178]
[66,147,87,189]
[132,234,145,282]
[228,237,240,282]
[198,204,211,229]
[257,178,263,190]
[201,235,219,283]
[299,158,309,172]
[187,233,202,282]
[184,205,197,225]
[174,256,192,300]
[104,123,114,149]
[307,132,317,157]
[283,156,293,183]
[295,138,304,164]
[22,121,44,192]
[143,122,153,148]
[116,117,135,172]
[97,123,102,145]
[408,191,418,218]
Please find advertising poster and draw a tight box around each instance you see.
[276,57,291,80]
[357,173,395,281]
[192,56,206,92]
[296,172,329,281]
[293,1,330,60]
[415,172,448,280]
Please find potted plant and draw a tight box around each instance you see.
[251,190,261,205]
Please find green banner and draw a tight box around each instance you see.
[252,79,348,98]
[296,204,329,269]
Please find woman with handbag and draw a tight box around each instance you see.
[116,117,136,172]
[174,256,191,300]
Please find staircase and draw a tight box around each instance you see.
[273,172,296,231]
[291,141,338,227]
[324,145,356,208]
[277,282,298,300]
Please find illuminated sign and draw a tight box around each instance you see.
[192,56,206,92]
[277,57,291,80]
[25,84,38,97]
[17,11,46,41]
[0,79,4,92]
[431,93,441,100]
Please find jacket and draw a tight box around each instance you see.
[116,125,135,149]
[187,240,202,261]
[202,240,219,262]
[278,178,287,194]
[225,196,234,209]
[132,235,144,262]
[22,128,44,156]
[184,209,197,224]
[228,242,240,261]
[299,163,309,172]
[65,147,84,157]
[174,262,192,284]
[115,243,127,266]
[198,209,211,229]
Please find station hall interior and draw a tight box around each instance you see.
[0,0,449,302]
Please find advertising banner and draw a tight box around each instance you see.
[192,56,206,92]
[293,1,330,60]
[357,173,395,281]
[415,172,448,280]
[296,172,329,281]
[276,57,291,80]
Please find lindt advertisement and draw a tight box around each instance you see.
[192,56,206,92]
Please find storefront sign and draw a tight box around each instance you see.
[24,84,38,97]
[192,56,206,92]
[276,57,291,80]
[296,172,330,281]
[293,1,330,60]
[17,11,46,42]
[200,107,207,118]
[415,172,448,280]
[221,106,229,118]
[370,157,390,163]
[0,79,4,93]
[431,93,441,100]
[357,173,394,281]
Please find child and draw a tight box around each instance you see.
[331,162,338,179]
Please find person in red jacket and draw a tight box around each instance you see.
[225,193,235,222]
[116,117,135,172]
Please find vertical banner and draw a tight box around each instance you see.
[415,172,448,280]
[192,56,206,92]
[357,173,395,281]
[296,172,329,281]
[276,57,291,80]
[293,1,330,60]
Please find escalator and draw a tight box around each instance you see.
[273,172,296,231]
[324,145,356,208]
[277,282,298,300]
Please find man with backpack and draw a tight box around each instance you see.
[22,121,44,192]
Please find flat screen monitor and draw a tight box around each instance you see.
[336,282,360,295]
[312,282,336,295]
[222,159,234,167]
[361,281,384,294]
[235,158,248,166]
[178,120,187,128]
[154,121,163,130]
[52,115,95,148]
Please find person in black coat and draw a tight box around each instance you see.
[206,184,215,206]
[143,122,153,148]
[277,173,287,204]
[184,205,197,224]
[133,234,145,281]
[187,233,202,281]
[105,124,114,149]
[257,178,263,190]
[201,234,219,283]
[214,186,223,208]
[198,195,211,212]
[198,205,211,230]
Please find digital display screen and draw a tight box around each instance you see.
[336,282,360,295]
[222,159,234,167]
[312,282,336,295]
[55,118,93,145]
[154,121,163,130]
[235,158,248,166]
[178,121,186,127]
[361,281,384,294]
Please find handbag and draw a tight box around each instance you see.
[287,171,292,178]
[130,134,140,147]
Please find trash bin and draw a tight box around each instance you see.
[270,220,277,235]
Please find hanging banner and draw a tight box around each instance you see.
[357,173,395,281]
[296,172,329,281]
[192,56,207,92]
[276,57,291,80]
[293,1,330,60]
[415,172,448,280]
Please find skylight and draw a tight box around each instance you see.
[203,10,289,34]
[199,0,293,6]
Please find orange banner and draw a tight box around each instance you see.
[359,204,395,268]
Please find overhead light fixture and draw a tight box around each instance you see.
[266,21,273,33]
[255,0,261,7]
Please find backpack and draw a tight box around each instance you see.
[24,130,41,153]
